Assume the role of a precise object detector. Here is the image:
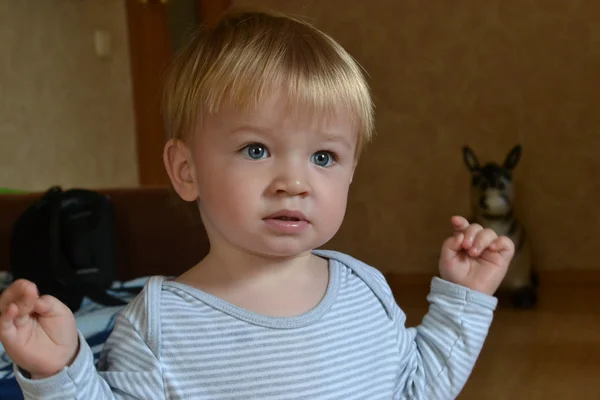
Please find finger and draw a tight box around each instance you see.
[470,228,498,256]
[489,236,515,259]
[0,280,35,312]
[0,302,18,340]
[451,216,470,232]
[14,280,39,318]
[462,223,484,249]
[33,295,65,317]
[440,232,465,261]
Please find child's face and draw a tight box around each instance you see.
[188,92,358,259]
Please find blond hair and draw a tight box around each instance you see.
[162,8,374,156]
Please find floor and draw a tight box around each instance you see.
[388,273,600,400]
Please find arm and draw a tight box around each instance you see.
[14,313,165,400]
[391,215,512,398]
[393,277,497,400]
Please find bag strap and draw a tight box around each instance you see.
[45,186,77,289]
[43,186,144,308]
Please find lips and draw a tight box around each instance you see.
[263,210,309,233]
[264,210,308,222]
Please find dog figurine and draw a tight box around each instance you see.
[462,144,538,308]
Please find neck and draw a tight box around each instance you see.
[207,243,314,280]
[176,234,318,291]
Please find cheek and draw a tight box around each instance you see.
[316,172,352,215]
[196,161,263,214]
[316,180,350,242]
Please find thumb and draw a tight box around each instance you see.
[440,232,464,262]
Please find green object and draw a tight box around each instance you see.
[0,187,27,194]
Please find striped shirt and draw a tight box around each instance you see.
[15,249,498,399]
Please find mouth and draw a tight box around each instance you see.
[264,210,308,222]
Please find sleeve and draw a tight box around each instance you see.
[14,313,165,400]
[393,276,498,400]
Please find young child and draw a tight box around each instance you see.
[0,9,513,400]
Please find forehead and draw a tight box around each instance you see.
[203,91,358,140]
[478,163,510,180]
[471,163,514,189]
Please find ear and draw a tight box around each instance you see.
[163,138,199,202]
[462,146,480,172]
[503,145,522,170]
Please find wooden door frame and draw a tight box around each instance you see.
[125,0,231,187]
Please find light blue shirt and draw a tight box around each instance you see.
[15,250,497,399]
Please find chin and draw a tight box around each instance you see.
[246,237,329,259]
[254,244,315,259]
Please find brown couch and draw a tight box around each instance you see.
[0,186,210,281]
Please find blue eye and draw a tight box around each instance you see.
[241,144,269,160]
[311,151,335,167]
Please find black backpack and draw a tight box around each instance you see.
[9,186,140,312]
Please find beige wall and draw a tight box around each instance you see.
[4,0,598,274]
[0,0,138,192]
[234,0,600,273]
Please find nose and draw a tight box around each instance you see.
[269,163,311,197]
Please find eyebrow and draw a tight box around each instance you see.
[229,125,272,136]
[320,133,354,150]
[229,124,355,149]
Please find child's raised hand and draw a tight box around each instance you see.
[438,216,514,296]
[0,279,79,379]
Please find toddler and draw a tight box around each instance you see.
[0,9,512,400]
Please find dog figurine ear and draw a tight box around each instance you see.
[503,145,522,170]
[462,146,480,172]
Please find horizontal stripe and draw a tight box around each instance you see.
[15,250,497,400]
